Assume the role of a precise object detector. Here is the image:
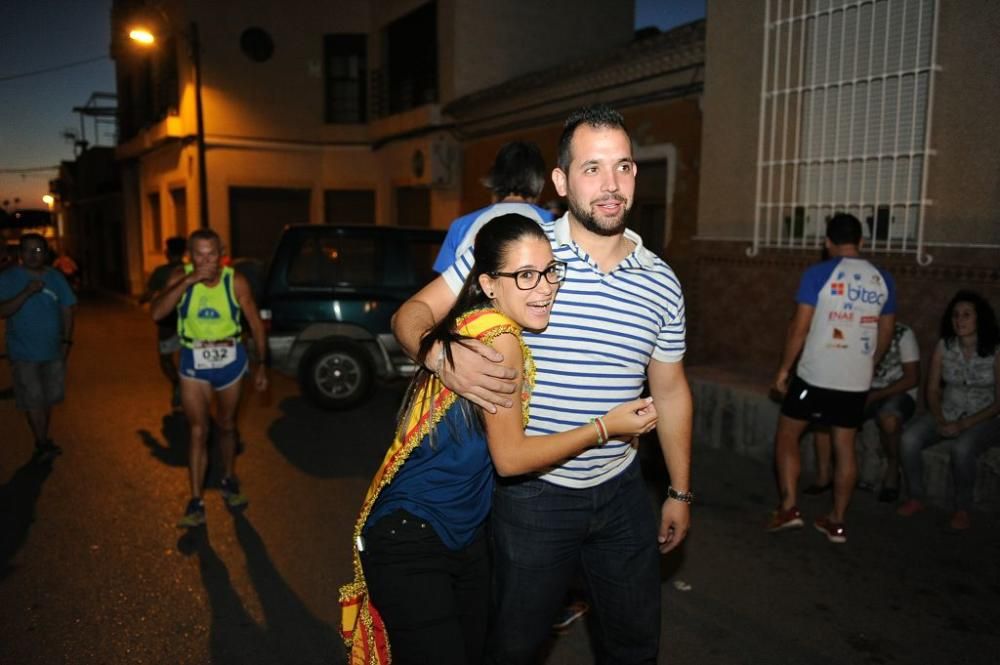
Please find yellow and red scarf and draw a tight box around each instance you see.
[339,308,533,664]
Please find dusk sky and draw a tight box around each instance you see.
[0,0,705,210]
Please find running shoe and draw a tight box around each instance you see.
[220,476,249,509]
[177,498,206,528]
[814,516,847,543]
[33,439,63,462]
[896,499,926,517]
[552,601,590,632]
[948,510,971,531]
[766,506,804,532]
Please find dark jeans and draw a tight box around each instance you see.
[901,412,1000,510]
[488,459,661,665]
[361,509,490,665]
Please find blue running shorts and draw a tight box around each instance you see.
[180,341,248,391]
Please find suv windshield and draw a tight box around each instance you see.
[287,235,379,287]
[284,230,439,290]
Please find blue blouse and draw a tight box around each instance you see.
[365,401,493,550]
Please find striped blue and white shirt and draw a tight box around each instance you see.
[442,214,686,488]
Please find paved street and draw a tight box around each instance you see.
[2,296,998,664]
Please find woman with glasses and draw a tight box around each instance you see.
[340,214,657,665]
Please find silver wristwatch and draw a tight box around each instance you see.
[667,486,695,504]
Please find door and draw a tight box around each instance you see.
[229,187,311,261]
[630,159,667,257]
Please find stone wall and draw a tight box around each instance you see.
[688,366,1000,510]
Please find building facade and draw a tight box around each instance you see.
[445,21,705,284]
[110,0,635,293]
[693,0,1000,370]
[54,147,126,292]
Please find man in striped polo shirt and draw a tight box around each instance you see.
[393,105,693,664]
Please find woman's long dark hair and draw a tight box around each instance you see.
[940,289,1000,357]
[396,214,550,441]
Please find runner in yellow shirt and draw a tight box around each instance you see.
[151,229,268,527]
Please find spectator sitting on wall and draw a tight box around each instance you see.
[897,290,1000,531]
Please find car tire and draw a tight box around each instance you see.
[299,340,374,410]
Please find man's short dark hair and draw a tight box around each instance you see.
[826,213,863,246]
[484,142,547,199]
[557,104,630,172]
[165,236,187,258]
[188,228,223,253]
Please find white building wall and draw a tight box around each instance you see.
[698,0,1000,250]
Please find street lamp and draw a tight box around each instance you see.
[129,20,209,229]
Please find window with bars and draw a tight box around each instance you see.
[324,34,367,124]
[751,0,939,263]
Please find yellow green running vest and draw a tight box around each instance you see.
[177,265,242,348]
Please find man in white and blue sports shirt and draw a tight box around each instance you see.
[392,105,692,664]
[769,213,896,544]
[432,140,553,273]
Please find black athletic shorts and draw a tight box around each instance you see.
[780,375,868,429]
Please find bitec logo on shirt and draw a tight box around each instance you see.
[829,277,885,307]
[847,283,885,306]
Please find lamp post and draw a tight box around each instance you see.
[129,20,209,229]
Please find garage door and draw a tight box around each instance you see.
[229,187,311,261]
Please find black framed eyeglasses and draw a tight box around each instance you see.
[490,261,567,290]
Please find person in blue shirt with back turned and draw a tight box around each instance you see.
[0,233,77,462]
[769,213,897,544]
[433,141,553,273]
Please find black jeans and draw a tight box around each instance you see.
[361,509,489,665]
[488,459,661,665]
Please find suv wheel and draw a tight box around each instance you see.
[299,340,374,409]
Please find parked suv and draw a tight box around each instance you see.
[260,224,445,409]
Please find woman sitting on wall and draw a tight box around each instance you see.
[897,290,1000,530]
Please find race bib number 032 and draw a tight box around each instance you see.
[193,340,237,370]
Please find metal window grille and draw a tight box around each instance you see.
[749,0,939,264]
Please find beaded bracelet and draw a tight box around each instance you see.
[589,416,607,445]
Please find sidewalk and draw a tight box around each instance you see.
[546,443,1000,665]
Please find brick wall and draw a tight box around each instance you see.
[685,241,1000,385]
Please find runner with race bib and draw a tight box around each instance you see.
[151,229,269,528]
